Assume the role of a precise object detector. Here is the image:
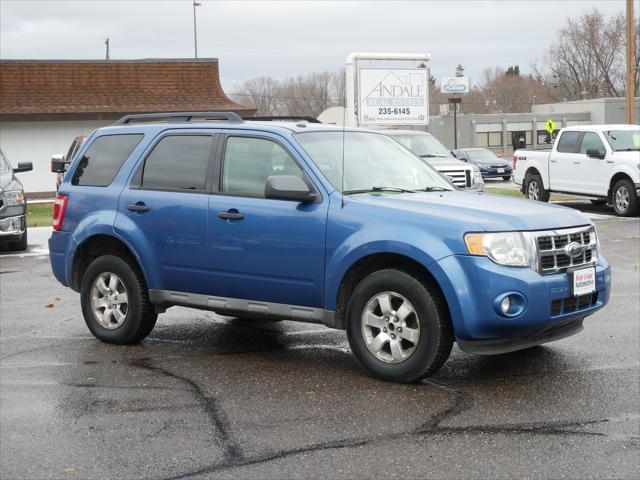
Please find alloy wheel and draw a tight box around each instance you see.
[91,272,128,330]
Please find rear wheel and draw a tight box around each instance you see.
[524,172,549,202]
[346,269,453,383]
[612,178,639,216]
[81,255,157,344]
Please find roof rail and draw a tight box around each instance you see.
[243,116,321,124]
[113,111,244,125]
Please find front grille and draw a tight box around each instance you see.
[438,168,472,188]
[534,226,597,275]
[551,291,599,317]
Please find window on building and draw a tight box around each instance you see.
[578,132,605,155]
[556,131,581,153]
[475,132,502,148]
[72,134,143,187]
[141,136,213,191]
[222,137,303,197]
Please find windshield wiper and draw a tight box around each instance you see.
[343,186,416,195]
[420,153,447,158]
[615,148,640,151]
[417,186,452,192]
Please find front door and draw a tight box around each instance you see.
[116,132,217,295]
[209,133,327,308]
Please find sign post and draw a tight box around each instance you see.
[442,77,469,149]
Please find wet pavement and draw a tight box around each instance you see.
[1,204,638,479]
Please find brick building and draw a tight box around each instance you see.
[0,58,254,194]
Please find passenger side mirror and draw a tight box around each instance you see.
[265,175,318,203]
[586,148,605,160]
[13,162,33,173]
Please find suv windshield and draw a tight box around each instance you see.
[603,130,640,151]
[0,150,10,174]
[388,133,451,158]
[295,131,453,193]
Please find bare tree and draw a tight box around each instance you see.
[233,76,282,116]
[534,9,638,100]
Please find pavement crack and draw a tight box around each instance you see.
[131,358,244,464]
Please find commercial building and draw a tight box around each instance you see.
[0,58,254,195]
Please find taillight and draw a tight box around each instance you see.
[512,154,517,170]
[52,194,68,231]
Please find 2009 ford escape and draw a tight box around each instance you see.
[49,112,611,383]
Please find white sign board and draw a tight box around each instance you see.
[358,68,428,125]
[441,76,469,94]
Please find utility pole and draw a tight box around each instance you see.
[627,0,635,124]
[193,1,201,59]
[105,37,110,61]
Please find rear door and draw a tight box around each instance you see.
[209,132,328,308]
[549,130,582,192]
[116,131,217,295]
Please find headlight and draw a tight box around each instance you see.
[477,163,491,169]
[1,181,25,206]
[465,232,530,267]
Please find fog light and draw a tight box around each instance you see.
[500,296,511,314]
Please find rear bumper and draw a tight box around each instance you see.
[49,230,76,287]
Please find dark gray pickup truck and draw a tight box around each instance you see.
[0,149,32,251]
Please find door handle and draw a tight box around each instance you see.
[550,160,558,163]
[573,161,580,165]
[218,210,244,220]
[127,203,150,212]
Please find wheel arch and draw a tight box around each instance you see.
[71,234,148,292]
[333,252,452,331]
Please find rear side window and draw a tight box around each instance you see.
[141,135,213,191]
[556,131,581,153]
[72,134,143,186]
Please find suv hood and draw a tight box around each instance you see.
[348,190,590,232]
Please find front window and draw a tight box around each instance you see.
[0,150,10,174]
[295,131,453,194]
[603,130,640,152]
[388,133,451,158]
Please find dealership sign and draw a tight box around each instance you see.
[441,76,469,94]
[358,68,429,125]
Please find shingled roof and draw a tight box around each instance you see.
[0,58,255,120]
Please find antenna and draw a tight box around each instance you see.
[105,37,110,61]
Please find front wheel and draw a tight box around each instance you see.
[81,255,157,344]
[524,172,550,202]
[612,179,639,217]
[346,269,453,383]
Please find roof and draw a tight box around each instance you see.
[0,58,255,120]
[380,129,432,136]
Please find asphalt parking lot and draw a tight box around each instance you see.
[1,201,638,480]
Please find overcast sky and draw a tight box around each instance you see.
[0,0,628,93]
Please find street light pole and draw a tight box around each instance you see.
[626,0,635,124]
[193,1,201,59]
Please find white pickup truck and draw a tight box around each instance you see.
[513,125,640,216]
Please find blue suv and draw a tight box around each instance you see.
[49,112,611,383]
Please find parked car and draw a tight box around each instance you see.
[513,125,640,216]
[453,148,513,180]
[52,135,86,190]
[49,112,610,383]
[383,130,484,191]
[0,148,32,251]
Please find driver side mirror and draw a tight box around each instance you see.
[51,154,67,173]
[586,148,605,159]
[265,175,318,203]
[13,162,33,173]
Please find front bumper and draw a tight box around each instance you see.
[480,167,512,179]
[430,254,611,349]
[0,205,26,242]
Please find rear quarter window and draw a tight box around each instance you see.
[72,134,143,187]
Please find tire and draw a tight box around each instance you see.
[8,229,27,252]
[81,255,157,344]
[590,199,607,206]
[524,172,550,202]
[611,178,639,217]
[346,269,453,383]
[502,176,512,181]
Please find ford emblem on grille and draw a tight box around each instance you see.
[564,241,584,258]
